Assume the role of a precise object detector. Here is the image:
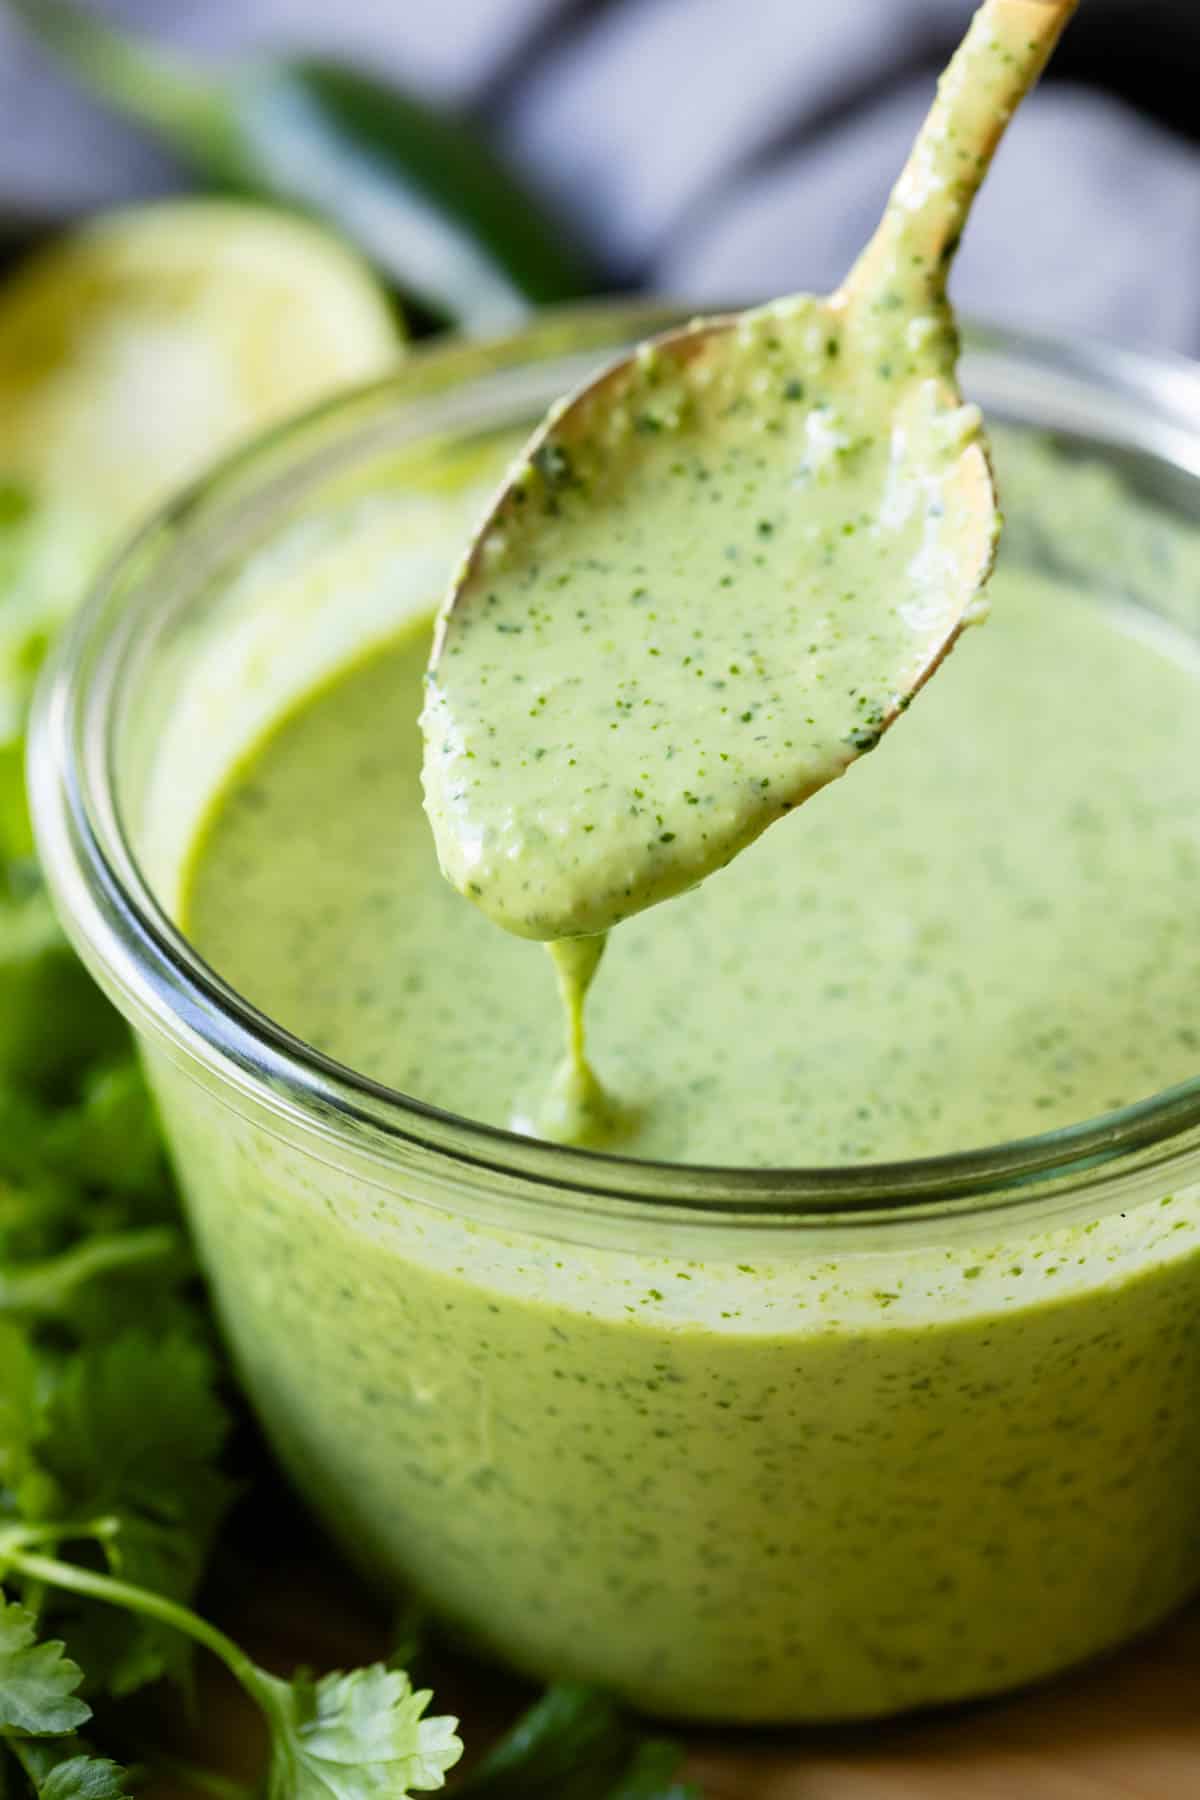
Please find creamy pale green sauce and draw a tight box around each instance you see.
[169,22,1199,1714]
[420,301,989,949]
[186,555,1200,1164]
[420,3,1053,950]
[419,6,1070,1139]
[168,429,1200,1721]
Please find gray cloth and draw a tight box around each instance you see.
[2,0,1198,355]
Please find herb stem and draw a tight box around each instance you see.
[0,1227,188,1316]
[0,1514,121,1555]
[9,1736,54,1787]
[4,1551,269,1709]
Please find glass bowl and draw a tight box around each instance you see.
[29,305,1200,1722]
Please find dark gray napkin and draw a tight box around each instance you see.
[2,0,1197,353]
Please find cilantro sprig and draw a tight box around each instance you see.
[0,1560,463,1800]
[0,1018,463,1799]
[0,245,698,1800]
[0,806,695,1800]
[0,978,700,1800]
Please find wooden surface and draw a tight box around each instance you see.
[170,1537,1200,1799]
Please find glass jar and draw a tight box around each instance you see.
[29,306,1200,1724]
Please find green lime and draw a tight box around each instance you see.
[0,198,402,731]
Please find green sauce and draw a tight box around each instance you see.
[419,2,1057,954]
[529,936,634,1146]
[417,3,1072,1138]
[186,554,1200,1164]
[166,429,1200,1720]
[420,301,989,953]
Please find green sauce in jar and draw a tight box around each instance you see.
[165,426,1200,1719]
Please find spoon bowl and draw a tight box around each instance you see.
[422,0,1077,943]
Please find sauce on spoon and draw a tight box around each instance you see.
[422,0,1077,1143]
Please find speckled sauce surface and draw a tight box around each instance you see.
[157,425,1200,1722]
[152,1047,1200,1722]
[420,299,991,944]
[186,557,1200,1165]
[419,1,1062,947]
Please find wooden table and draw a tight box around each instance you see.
[685,1605,1200,1798]
[174,1537,1200,1799]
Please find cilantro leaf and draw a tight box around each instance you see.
[40,1329,230,1533]
[0,1109,77,1266]
[38,1754,128,1799]
[607,1740,700,1800]
[258,1663,462,1799]
[8,1740,128,1800]
[0,885,125,1094]
[0,1600,91,1737]
[456,1685,694,1800]
[456,1684,630,1795]
[0,1057,181,1323]
[0,1320,37,1490]
[43,1062,169,1206]
[37,1329,233,1694]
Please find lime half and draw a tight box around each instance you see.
[0,198,401,730]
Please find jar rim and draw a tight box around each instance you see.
[27,301,1200,1227]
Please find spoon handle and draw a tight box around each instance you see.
[841,0,1078,313]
